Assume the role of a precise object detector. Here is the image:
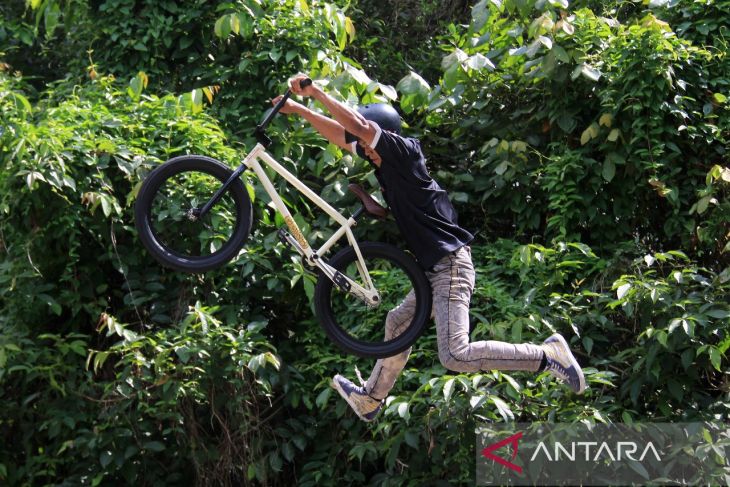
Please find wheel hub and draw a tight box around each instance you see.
[186,207,200,221]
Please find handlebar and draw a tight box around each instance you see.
[255,77,312,147]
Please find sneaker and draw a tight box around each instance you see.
[541,333,586,394]
[331,374,384,422]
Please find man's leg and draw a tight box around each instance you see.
[331,290,418,421]
[364,289,417,399]
[432,247,545,373]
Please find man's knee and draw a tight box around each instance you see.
[438,346,476,373]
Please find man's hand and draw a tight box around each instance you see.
[289,74,318,98]
[271,95,303,115]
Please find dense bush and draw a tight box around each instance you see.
[0,0,728,485]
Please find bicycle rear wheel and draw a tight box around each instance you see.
[314,242,432,359]
[134,155,252,273]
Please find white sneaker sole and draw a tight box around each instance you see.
[548,333,586,394]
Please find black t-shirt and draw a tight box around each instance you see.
[351,127,474,270]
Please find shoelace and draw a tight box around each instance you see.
[354,365,367,388]
[354,366,384,404]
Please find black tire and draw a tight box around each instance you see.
[134,155,252,273]
[314,242,432,358]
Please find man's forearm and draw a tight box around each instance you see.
[310,86,372,143]
[293,104,349,149]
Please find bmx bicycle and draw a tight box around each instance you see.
[134,78,431,358]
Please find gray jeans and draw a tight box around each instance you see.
[365,246,544,400]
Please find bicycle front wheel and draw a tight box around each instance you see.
[134,155,252,273]
[314,242,432,359]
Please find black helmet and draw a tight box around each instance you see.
[345,103,401,143]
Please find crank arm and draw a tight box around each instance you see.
[315,260,380,306]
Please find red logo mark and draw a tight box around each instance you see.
[481,431,523,474]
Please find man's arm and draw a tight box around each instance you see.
[272,96,351,151]
[288,75,379,146]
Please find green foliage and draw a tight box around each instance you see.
[1,0,729,485]
[90,306,282,485]
[347,0,472,85]
[397,0,729,259]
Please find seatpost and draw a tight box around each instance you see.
[352,206,365,220]
[255,77,312,147]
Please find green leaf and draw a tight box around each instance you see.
[264,351,280,370]
[281,442,295,462]
[315,387,331,409]
[269,451,283,472]
[470,394,488,409]
[99,451,113,468]
[537,36,552,49]
[175,346,191,363]
[467,53,496,72]
[378,83,397,100]
[582,336,594,355]
[441,48,468,71]
[397,402,409,419]
[706,309,730,320]
[502,373,522,393]
[575,63,601,82]
[696,195,711,214]
[552,44,570,63]
[557,114,577,132]
[511,321,522,342]
[443,378,455,401]
[490,396,514,421]
[229,13,240,34]
[681,349,694,370]
[580,127,592,145]
[214,16,231,38]
[602,158,616,182]
[303,277,314,302]
[10,92,32,115]
[43,2,61,39]
[616,283,631,299]
[443,65,461,91]
[708,347,722,371]
[404,431,419,449]
[144,441,165,452]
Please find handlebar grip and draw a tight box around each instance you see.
[254,78,313,147]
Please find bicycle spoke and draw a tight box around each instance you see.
[149,170,238,259]
[328,257,414,343]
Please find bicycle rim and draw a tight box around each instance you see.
[316,242,431,358]
[148,168,241,261]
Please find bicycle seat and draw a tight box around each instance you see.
[348,183,389,219]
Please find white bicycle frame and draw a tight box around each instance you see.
[241,143,380,306]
